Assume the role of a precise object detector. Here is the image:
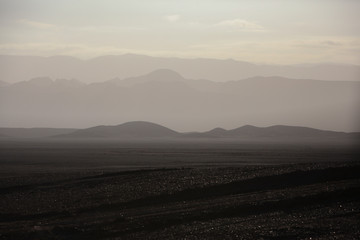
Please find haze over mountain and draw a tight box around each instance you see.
[192,125,357,139]
[1,69,359,132]
[0,54,359,84]
[0,128,77,138]
[1,121,357,143]
[58,121,179,138]
[0,80,9,87]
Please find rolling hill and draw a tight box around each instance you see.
[0,121,358,143]
[57,121,180,138]
[53,122,359,142]
[194,125,354,139]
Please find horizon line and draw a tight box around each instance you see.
[1,53,359,67]
[0,121,356,134]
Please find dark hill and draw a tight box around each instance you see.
[185,125,356,141]
[4,123,358,142]
[57,121,180,138]
[227,125,348,138]
[144,69,184,82]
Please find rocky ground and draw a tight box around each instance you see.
[1,161,359,239]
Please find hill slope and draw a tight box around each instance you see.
[51,122,359,142]
[0,128,78,138]
[198,125,353,139]
[58,121,180,138]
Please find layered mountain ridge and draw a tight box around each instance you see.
[1,54,359,83]
[1,69,359,132]
[1,121,358,141]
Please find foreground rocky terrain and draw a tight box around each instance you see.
[1,160,359,239]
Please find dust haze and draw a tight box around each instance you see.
[0,60,359,132]
[1,1,360,239]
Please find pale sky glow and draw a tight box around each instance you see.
[0,0,359,64]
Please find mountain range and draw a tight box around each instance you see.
[0,121,358,143]
[1,69,359,132]
[60,121,178,138]
[1,54,359,83]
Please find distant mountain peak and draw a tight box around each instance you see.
[235,125,259,130]
[109,69,186,87]
[145,69,184,81]
[207,127,227,134]
[115,121,172,129]
[4,122,357,141]
[57,121,179,138]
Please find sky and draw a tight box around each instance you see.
[0,0,360,65]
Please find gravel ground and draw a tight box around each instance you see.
[1,162,359,239]
[0,143,359,239]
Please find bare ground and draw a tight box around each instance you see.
[0,142,359,239]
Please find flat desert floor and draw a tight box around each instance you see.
[0,139,359,239]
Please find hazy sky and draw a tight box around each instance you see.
[1,0,359,64]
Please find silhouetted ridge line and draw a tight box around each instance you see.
[145,69,184,81]
[2,72,358,133]
[1,54,359,83]
[56,121,179,138]
[50,122,359,139]
[227,125,346,137]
